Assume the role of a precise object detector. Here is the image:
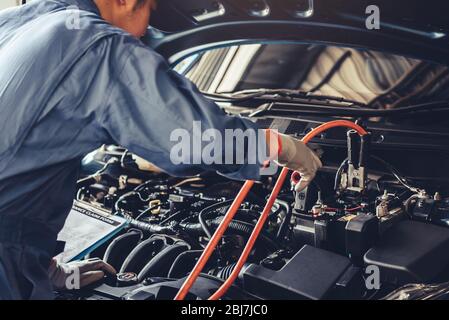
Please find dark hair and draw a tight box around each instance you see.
[134,0,148,9]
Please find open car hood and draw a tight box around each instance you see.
[148,0,449,65]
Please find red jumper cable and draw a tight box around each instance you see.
[175,120,369,300]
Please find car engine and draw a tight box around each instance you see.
[58,123,449,300]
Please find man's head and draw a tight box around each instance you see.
[94,0,157,38]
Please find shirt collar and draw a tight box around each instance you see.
[56,0,101,15]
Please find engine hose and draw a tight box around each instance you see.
[198,200,234,239]
[180,218,279,251]
[215,262,250,282]
[128,219,176,235]
[174,120,369,301]
[129,216,278,249]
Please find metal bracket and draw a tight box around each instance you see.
[191,1,226,22]
[341,130,370,193]
[346,164,366,193]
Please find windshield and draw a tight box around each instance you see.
[174,43,449,109]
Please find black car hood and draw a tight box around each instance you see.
[148,0,449,65]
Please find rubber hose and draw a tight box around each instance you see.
[180,218,279,251]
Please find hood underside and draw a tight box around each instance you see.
[148,0,449,65]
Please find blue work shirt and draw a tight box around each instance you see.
[0,0,265,296]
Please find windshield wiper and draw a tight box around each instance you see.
[203,88,366,107]
[203,89,449,118]
[246,101,449,118]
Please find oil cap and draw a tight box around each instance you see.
[116,272,138,287]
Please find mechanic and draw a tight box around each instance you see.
[0,0,321,300]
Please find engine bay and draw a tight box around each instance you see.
[58,122,449,300]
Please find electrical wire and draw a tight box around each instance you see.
[174,120,368,301]
[159,210,182,225]
[114,178,166,214]
[76,188,85,201]
[114,191,135,213]
[120,149,130,168]
[134,204,162,221]
[334,158,349,191]
[404,194,420,216]
[346,205,363,212]
[172,177,203,189]
[371,155,420,193]
[334,155,420,194]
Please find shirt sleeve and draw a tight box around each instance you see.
[98,40,268,181]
